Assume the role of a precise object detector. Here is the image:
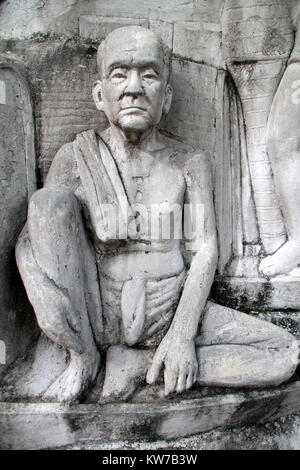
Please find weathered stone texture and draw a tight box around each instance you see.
[149,20,174,51]
[1,382,300,449]
[0,65,38,377]
[173,22,223,67]
[0,0,224,65]
[79,16,149,41]
[0,0,80,39]
[164,59,218,151]
[222,0,294,62]
[0,0,300,448]
[78,0,195,23]
[35,45,107,178]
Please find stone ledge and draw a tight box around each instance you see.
[1,382,300,450]
[212,276,300,311]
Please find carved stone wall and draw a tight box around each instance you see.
[1,0,300,450]
[0,63,38,377]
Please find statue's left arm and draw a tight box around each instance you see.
[146,152,218,395]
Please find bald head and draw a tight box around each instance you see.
[97,26,171,82]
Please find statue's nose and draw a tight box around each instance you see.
[125,70,143,95]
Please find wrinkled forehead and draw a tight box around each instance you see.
[102,29,165,75]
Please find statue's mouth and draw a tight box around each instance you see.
[121,106,146,112]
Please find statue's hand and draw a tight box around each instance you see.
[146,334,198,396]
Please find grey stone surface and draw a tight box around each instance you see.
[173,21,223,67]
[79,16,149,41]
[222,0,294,62]
[1,382,300,449]
[0,334,68,400]
[1,0,300,449]
[213,272,300,311]
[222,0,293,256]
[10,25,298,407]
[149,20,173,51]
[52,413,300,450]
[0,63,38,378]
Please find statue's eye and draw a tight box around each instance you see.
[142,70,159,81]
[110,69,127,82]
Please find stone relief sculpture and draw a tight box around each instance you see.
[0,62,38,379]
[215,0,300,312]
[222,0,294,257]
[14,26,299,404]
[260,3,300,277]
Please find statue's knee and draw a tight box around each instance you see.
[28,188,77,224]
[282,331,299,359]
[267,327,299,378]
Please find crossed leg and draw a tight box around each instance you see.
[101,301,299,401]
[195,301,299,388]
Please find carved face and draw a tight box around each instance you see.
[93,28,172,134]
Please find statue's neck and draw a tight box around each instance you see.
[108,124,162,157]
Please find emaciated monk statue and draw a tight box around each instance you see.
[16,26,299,403]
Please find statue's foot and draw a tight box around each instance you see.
[43,348,100,403]
[101,345,153,403]
[259,240,300,277]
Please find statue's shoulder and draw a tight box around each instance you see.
[51,140,75,166]
[160,132,211,177]
[45,132,86,188]
[183,149,212,179]
[159,131,195,155]
[49,129,97,171]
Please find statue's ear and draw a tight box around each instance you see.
[163,83,173,115]
[92,80,104,112]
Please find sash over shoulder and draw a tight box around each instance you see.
[73,130,134,241]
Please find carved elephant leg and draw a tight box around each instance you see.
[259,57,300,276]
[16,187,102,402]
[195,302,299,388]
[222,0,293,254]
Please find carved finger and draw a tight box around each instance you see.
[186,368,196,390]
[164,366,178,396]
[176,369,187,393]
[146,354,164,385]
[194,367,199,384]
